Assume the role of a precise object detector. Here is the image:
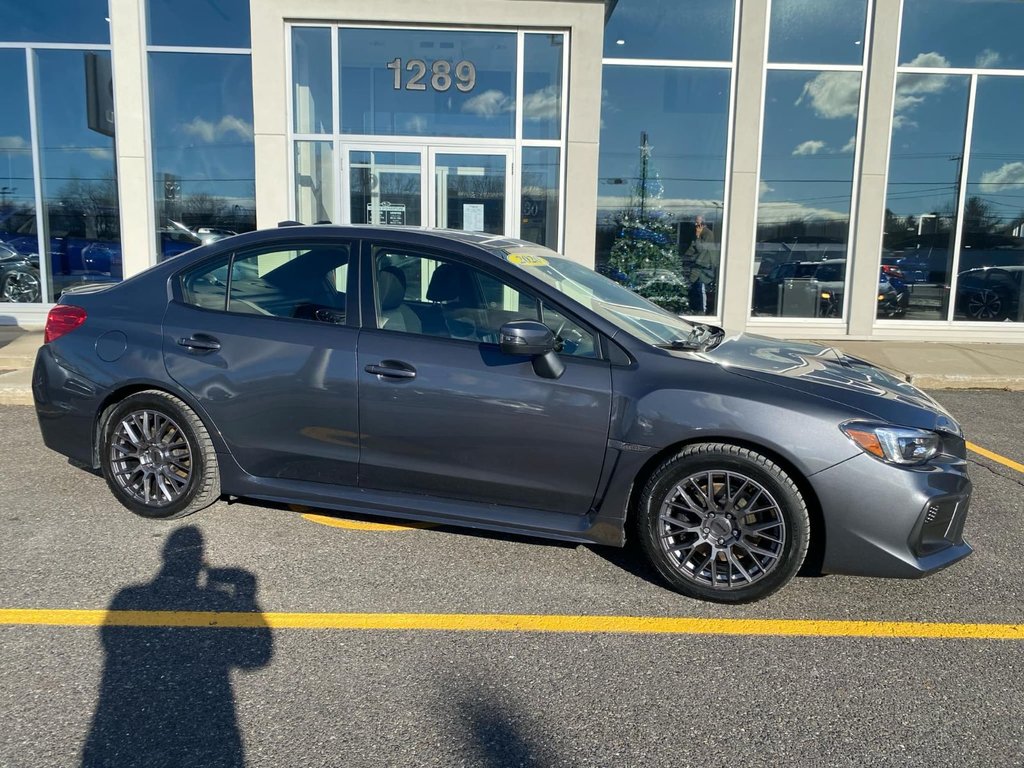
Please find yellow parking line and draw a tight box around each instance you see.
[1,609,1022,640]
[967,442,1024,474]
[301,513,436,532]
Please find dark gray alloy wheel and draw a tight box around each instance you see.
[100,390,220,519]
[1,269,41,302]
[637,443,809,603]
[965,288,1005,320]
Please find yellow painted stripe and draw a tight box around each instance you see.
[0,609,1022,640]
[301,513,436,532]
[968,442,1024,475]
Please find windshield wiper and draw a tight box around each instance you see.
[657,324,726,352]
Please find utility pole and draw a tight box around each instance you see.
[638,131,649,220]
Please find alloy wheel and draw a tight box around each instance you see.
[657,470,786,589]
[109,409,193,506]
[2,271,41,302]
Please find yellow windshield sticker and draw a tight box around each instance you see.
[507,253,549,267]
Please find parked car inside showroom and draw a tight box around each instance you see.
[33,225,972,603]
[0,242,40,303]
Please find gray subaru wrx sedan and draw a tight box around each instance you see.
[33,226,972,603]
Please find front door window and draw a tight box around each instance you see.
[348,150,423,227]
[432,152,509,235]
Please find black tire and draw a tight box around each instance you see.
[636,443,809,604]
[100,390,220,519]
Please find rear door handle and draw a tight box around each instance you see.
[364,360,416,379]
[177,333,221,353]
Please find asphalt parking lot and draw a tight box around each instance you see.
[1,391,1023,767]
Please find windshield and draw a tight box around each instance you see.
[501,246,696,346]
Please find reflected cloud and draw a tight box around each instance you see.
[598,195,845,223]
[403,115,428,134]
[979,161,1024,193]
[892,52,953,129]
[975,48,1002,68]
[523,84,560,121]
[85,147,114,161]
[462,89,512,117]
[796,71,860,119]
[792,140,826,156]
[759,180,775,196]
[840,135,856,153]
[0,135,29,151]
[180,115,254,143]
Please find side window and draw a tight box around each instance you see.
[179,243,350,324]
[371,246,597,357]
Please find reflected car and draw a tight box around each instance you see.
[955,266,1024,321]
[34,226,972,603]
[0,243,41,303]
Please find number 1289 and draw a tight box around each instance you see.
[386,58,477,93]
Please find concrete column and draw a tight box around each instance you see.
[109,0,156,278]
[720,0,769,331]
[846,0,902,338]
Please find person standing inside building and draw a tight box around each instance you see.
[684,214,717,314]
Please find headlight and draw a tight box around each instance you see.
[840,422,941,465]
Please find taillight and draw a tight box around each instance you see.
[44,305,87,343]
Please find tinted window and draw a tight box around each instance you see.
[769,0,868,65]
[0,1,109,44]
[147,0,250,48]
[604,0,734,61]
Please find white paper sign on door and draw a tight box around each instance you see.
[463,204,484,232]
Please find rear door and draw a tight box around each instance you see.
[163,239,361,484]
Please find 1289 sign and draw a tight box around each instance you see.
[387,58,477,93]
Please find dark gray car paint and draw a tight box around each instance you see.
[33,225,972,581]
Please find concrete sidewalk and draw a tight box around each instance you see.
[2,328,1023,406]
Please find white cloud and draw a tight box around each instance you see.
[0,135,29,151]
[461,89,512,118]
[975,48,1002,68]
[596,195,846,224]
[840,136,856,154]
[760,181,774,197]
[892,52,953,130]
[523,85,560,121]
[403,115,427,134]
[793,140,826,156]
[180,115,254,143]
[796,71,861,119]
[979,161,1024,193]
[86,147,114,161]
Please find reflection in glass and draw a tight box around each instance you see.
[294,142,334,224]
[881,73,970,321]
[596,66,729,316]
[769,0,867,66]
[37,50,120,301]
[349,151,422,226]
[521,148,560,249]
[754,70,860,319]
[292,27,333,134]
[149,53,256,259]
[0,1,109,44]
[0,50,41,304]
[434,154,506,235]
[603,0,735,62]
[147,0,250,48]
[953,77,1024,323]
[339,28,516,139]
[900,0,1023,70]
[522,34,563,141]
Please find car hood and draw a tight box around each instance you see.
[694,332,962,433]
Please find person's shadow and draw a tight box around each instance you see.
[82,526,273,767]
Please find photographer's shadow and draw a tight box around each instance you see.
[82,526,273,768]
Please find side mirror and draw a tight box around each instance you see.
[499,320,564,380]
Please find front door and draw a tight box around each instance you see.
[343,145,514,236]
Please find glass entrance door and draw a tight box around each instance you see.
[343,145,513,235]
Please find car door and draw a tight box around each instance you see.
[163,239,361,484]
[356,241,612,516]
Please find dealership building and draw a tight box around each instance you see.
[1,0,1022,342]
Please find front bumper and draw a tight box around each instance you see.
[811,452,972,578]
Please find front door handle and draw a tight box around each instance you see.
[177,333,222,353]
[364,360,416,379]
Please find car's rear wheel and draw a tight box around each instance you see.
[1,268,41,303]
[100,390,220,519]
[636,444,809,603]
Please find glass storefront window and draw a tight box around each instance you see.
[37,50,121,302]
[754,70,860,319]
[900,0,1024,70]
[292,27,333,134]
[0,1,109,44]
[521,148,560,248]
[147,0,250,49]
[339,28,517,139]
[604,0,735,62]
[768,0,868,66]
[294,141,334,225]
[597,66,730,316]
[149,53,256,257]
[953,76,1024,323]
[881,74,970,321]
[349,151,422,227]
[523,34,563,141]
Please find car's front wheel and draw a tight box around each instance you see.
[1,268,41,302]
[636,443,809,603]
[100,390,220,519]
